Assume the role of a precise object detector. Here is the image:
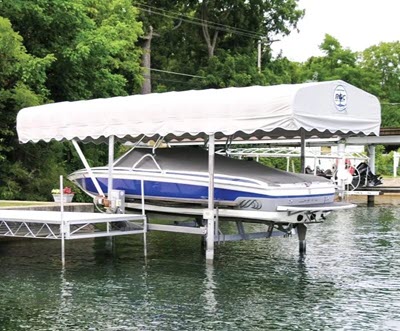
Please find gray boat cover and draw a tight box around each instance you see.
[115,147,331,185]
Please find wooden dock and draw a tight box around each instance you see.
[346,186,400,206]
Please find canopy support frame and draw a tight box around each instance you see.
[71,139,105,197]
[205,134,215,261]
[107,135,115,197]
[300,129,306,173]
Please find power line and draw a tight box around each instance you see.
[134,2,267,40]
[146,68,205,79]
[137,7,262,39]
[135,2,267,38]
[143,74,187,84]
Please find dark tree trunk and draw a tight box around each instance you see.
[141,26,153,94]
[201,1,218,58]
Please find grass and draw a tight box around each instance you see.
[0,200,50,207]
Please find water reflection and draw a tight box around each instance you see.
[54,268,73,329]
[202,263,217,315]
[1,207,400,330]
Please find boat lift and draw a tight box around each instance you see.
[15,80,382,262]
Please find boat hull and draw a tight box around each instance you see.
[69,169,336,213]
[68,147,353,224]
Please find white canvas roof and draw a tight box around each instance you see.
[16,80,381,144]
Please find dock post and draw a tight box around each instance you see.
[368,145,376,174]
[297,224,307,255]
[206,134,215,262]
[337,142,346,198]
[368,145,376,208]
[107,135,115,197]
[60,175,66,267]
[367,195,375,207]
[141,179,147,258]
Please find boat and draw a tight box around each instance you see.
[18,80,379,256]
[68,146,351,224]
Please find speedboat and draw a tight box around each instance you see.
[69,147,350,223]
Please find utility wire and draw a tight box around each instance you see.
[134,1,267,39]
[134,2,267,40]
[143,75,189,84]
[146,68,205,79]
[137,7,261,39]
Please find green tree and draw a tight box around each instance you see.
[361,42,400,102]
[360,42,400,127]
[137,0,304,91]
[192,0,304,59]
[1,0,143,101]
[298,34,364,85]
[0,0,144,200]
[0,16,55,199]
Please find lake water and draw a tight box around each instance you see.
[1,206,400,330]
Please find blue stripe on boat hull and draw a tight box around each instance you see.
[77,177,334,201]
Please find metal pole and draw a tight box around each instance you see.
[368,145,376,174]
[141,179,147,258]
[60,175,65,267]
[257,40,262,73]
[206,134,215,261]
[216,207,219,245]
[300,129,306,173]
[107,135,115,197]
[337,143,346,195]
[71,139,105,197]
[297,223,307,255]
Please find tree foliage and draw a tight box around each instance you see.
[1,0,143,100]
[0,0,143,200]
[0,16,56,199]
[139,0,304,91]
[0,1,400,201]
[298,34,362,84]
[359,42,400,128]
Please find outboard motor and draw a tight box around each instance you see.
[356,162,383,187]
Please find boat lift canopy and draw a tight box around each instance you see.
[15,80,381,261]
[17,80,380,144]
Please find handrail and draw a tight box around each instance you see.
[113,135,146,166]
[131,154,163,173]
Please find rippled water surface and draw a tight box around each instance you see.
[1,207,400,330]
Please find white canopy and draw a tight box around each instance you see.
[17,80,381,143]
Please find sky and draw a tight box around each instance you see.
[271,0,400,62]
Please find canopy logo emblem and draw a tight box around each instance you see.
[333,85,347,112]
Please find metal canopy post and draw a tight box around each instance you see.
[206,134,215,261]
[337,142,346,195]
[60,175,65,266]
[300,129,306,173]
[367,145,377,207]
[368,145,376,174]
[107,135,115,197]
[394,152,399,177]
[71,139,105,197]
